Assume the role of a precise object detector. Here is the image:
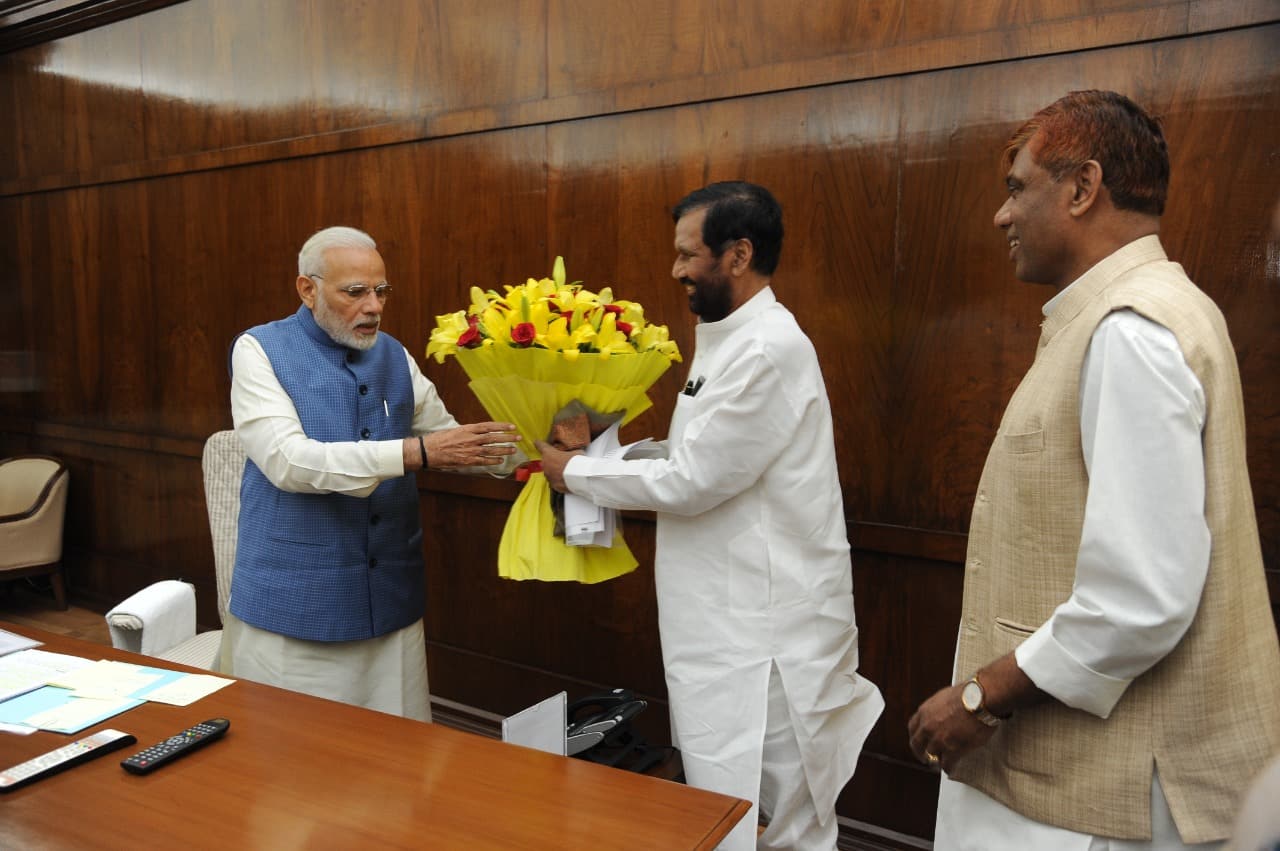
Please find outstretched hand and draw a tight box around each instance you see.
[423,422,520,469]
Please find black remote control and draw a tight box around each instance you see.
[0,729,137,792]
[120,717,230,775]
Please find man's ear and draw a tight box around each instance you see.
[729,238,754,276]
[1069,160,1104,218]
[297,274,317,308]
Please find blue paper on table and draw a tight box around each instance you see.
[0,686,142,734]
[0,665,190,734]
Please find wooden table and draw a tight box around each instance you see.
[0,623,748,849]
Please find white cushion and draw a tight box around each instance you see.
[157,630,222,670]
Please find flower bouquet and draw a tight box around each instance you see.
[426,258,681,583]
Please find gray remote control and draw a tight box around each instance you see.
[0,728,137,792]
[121,717,230,775]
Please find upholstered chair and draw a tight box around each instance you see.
[0,455,70,610]
[106,430,245,668]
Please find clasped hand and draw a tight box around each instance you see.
[534,439,582,493]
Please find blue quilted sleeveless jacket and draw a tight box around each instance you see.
[230,305,423,641]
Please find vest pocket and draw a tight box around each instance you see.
[988,615,1077,777]
[1000,429,1044,454]
[270,490,331,548]
[994,617,1037,638]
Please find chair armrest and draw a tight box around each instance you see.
[105,580,197,656]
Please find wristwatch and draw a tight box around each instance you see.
[961,675,1006,727]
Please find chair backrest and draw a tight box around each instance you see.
[0,456,66,517]
[201,431,246,624]
[0,455,69,568]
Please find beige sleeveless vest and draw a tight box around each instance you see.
[950,237,1280,842]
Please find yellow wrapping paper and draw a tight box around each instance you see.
[456,345,673,583]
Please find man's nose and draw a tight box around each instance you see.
[994,199,1012,229]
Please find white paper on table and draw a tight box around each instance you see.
[0,628,41,657]
[143,673,235,706]
[0,722,37,735]
[0,649,96,703]
[46,660,163,699]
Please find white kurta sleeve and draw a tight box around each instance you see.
[408,351,525,476]
[1014,309,1209,718]
[407,349,461,435]
[231,334,437,497]
[564,343,805,517]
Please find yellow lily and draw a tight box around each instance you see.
[426,311,471,363]
[635,323,682,363]
[595,313,635,356]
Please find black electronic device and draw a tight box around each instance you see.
[565,688,672,774]
[565,689,648,757]
[120,717,230,775]
[0,728,137,792]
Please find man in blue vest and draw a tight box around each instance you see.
[220,226,519,721]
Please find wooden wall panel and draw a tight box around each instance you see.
[901,0,1163,41]
[843,547,965,837]
[0,26,146,177]
[1153,37,1280,550]
[3,1,1275,194]
[1,2,1277,843]
[547,0,904,96]
[0,0,548,181]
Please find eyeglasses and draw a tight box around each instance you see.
[308,274,392,301]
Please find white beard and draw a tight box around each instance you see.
[314,289,378,350]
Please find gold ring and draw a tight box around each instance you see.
[926,752,939,764]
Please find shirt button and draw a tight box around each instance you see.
[359,385,368,395]
[360,427,371,439]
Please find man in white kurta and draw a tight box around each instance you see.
[540,182,883,850]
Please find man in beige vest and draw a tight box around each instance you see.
[908,90,1280,850]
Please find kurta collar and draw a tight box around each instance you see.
[1038,235,1166,351]
[695,286,776,345]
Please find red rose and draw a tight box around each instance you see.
[602,303,624,316]
[616,321,633,336]
[457,326,481,348]
[511,322,536,346]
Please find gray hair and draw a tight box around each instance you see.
[297,226,377,277]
